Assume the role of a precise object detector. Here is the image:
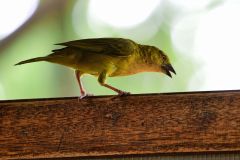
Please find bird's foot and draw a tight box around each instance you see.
[111,91,131,100]
[78,93,94,100]
[118,91,131,96]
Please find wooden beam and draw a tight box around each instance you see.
[1,90,240,159]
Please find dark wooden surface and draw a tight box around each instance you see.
[1,90,240,159]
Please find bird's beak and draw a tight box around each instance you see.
[162,64,176,78]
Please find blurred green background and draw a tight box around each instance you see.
[1,0,240,100]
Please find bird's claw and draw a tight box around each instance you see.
[78,93,94,100]
[110,91,130,100]
[78,95,87,100]
[118,91,131,96]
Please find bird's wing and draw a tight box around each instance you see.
[55,38,137,57]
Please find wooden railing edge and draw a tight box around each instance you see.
[1,90,240,159]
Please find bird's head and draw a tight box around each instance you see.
[139,45,176,77]
[146,46,176,78]
[158,50,176,78]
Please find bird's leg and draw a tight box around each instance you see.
[98,71,130,96]
[75,70,90,99]
[102,83,130,96]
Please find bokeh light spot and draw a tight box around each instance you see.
[88,0,162,28]
[0,0,39,40]
[192,2,240,90]
[171,14,202,55]
[169,0,213,11]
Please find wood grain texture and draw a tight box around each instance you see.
[1,90,240,159]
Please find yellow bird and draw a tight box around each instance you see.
[15,38,176,98]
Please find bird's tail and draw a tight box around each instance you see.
[15,57,48,65]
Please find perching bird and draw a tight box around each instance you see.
[15,38,176,98]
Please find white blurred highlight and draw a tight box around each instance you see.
[168,0,213,11]
[192,2,240,90]
[0,0,39,40]
[171,14,201,55]
[88,0,162,28]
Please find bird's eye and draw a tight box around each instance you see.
[162,55,166,61]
